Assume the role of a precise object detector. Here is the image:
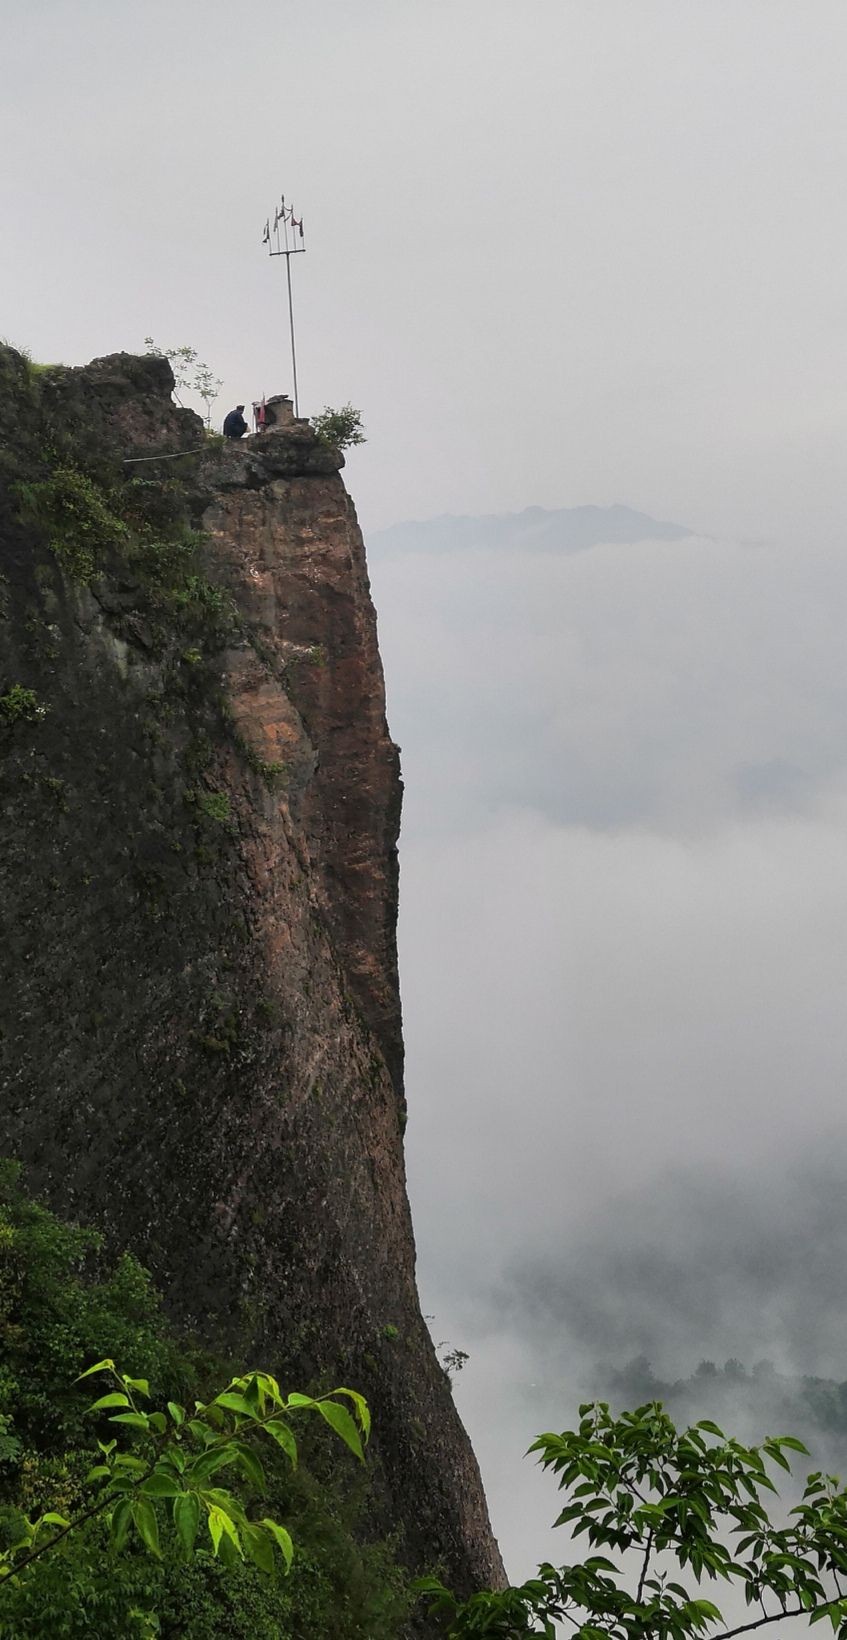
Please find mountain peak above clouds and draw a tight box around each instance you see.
[369,502,693,557]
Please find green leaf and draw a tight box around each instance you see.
[149,1411,168,1434]
[207,1506,242,1558]
[85,1465,111,1483]
[173,1492,199,1555]
[254,1372,282,1407]
[214,1392,256,1418]
[314,1399,364,1461]
[90,1393,130,1411]
[261,1518,293,1571]
[285,1392,314,1409]
[265,1420,298,1468]
[140,1472,182,1499]
[244,1522,275,1575]
[114,1454,147,1474]
[186,1447,236,1485]
[76,1358,116,1381]
[122,1377,150,1397]
[167,1402,185,1426]
[109,1412,151,1432]
[217,1527,241,1567]
[110,1497,133,1552]
[333,1387,371,1441]
[207,1507,224,1556]
[132,1498,161,1558]
[233,1441,266,1493]
[40,1512,70,1529]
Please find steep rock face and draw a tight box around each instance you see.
[0,349,503,1602]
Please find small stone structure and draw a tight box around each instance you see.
[263,393,295,429]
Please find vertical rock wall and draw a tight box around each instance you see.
[0,350,503,1602]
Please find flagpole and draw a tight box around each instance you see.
[263,192,305,419]
[286,252,300,418]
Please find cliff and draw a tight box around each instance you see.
[0,346,503,1605]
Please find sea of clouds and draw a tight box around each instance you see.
[367,511,847,1582]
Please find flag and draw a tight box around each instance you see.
[298,217,304,239]
[262,220,270,244]
[273,206,279,230]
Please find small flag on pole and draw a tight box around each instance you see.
[262,220,270,244]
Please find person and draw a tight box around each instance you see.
[223,405,248,439]
[253,399,267,434]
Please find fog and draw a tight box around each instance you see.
[367,513,847,1578]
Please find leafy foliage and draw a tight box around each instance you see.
[0,686,46,727]
[14,466,129,583]
[0,1164,411,1638]
[422,1400,847,1638]
[143,339,223,428]
[13,459,235,647]
[310,404,366,450]
[2,1359,369,1584]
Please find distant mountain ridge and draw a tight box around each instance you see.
[369,502,693,556]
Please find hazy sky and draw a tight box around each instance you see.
[4,1,847,542]
[6,0,847,1598]
[367,511,847,1580]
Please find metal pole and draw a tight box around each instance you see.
[286,252,300,418]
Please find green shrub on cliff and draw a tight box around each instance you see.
[310,404,366,451]
[14,466,129,584]
[0,1165,411,1638]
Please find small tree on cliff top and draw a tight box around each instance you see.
[421,1399,847,1638]
[143,338,223,428]
[310,404,366,450]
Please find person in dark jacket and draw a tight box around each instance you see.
[223,405,248,439]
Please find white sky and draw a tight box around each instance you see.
[4,0,847,539]
[5,0,847,1598]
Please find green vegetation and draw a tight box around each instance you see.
[5,1357,368,1586]
[0,685,46,727]
[310,404,366,451]
[193,790,231,824]
[422,1400,847,1638]
[14,466,129,584]
[232,730,288,791]
[14,459,235,650]
[143,339,223,429]
[0,1165,411,1638]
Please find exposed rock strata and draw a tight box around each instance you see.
[0,350,503,1604]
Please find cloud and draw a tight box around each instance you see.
[373,527,847,838]
[367,516,847,1579]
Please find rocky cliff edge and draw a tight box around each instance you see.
[0,348,504,1602]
